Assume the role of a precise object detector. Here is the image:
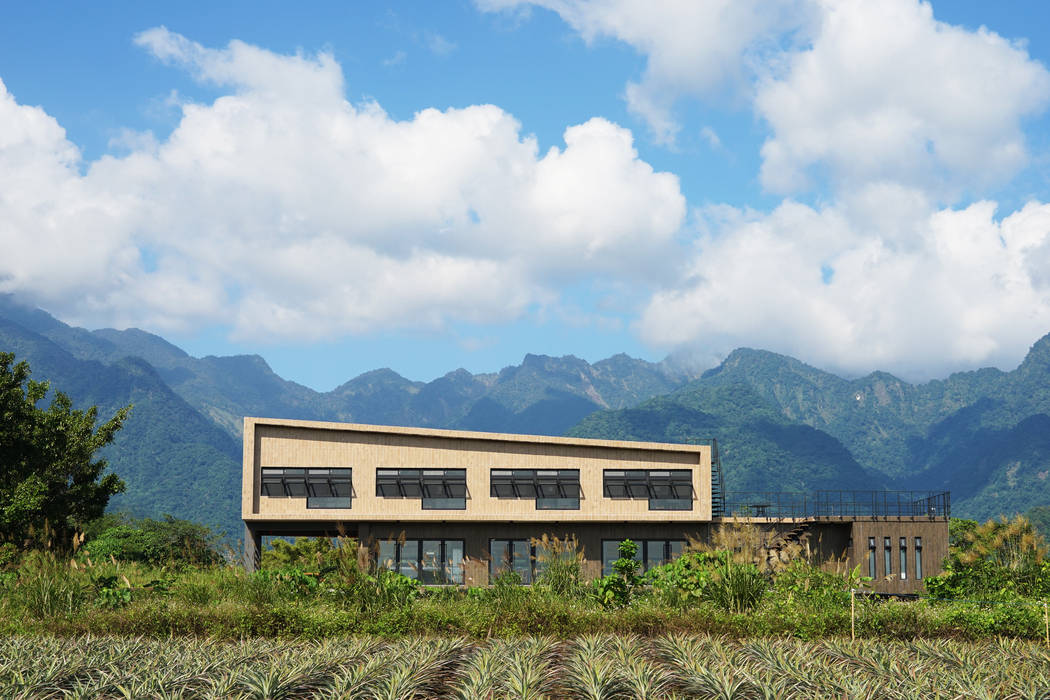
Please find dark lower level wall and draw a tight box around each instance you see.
[243,517,948,594]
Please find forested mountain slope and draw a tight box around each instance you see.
[571,336,1050,519]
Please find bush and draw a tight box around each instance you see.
[84,515,221,567]
[590,539,641,609]
[705,552,767,614]
[645,551,719,607]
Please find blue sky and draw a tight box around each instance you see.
[3,1,1050,390]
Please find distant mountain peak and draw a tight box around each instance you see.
[1019,332,1050,373]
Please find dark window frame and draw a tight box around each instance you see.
[376,468,467,510]
[260,467,352,508]
[376,538,465,585]
[489,538,535,584]
[600,538,686,576]
[489,469,580,510]
[603,469,693,511]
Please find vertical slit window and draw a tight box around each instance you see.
[915,537,923,580]
[868,537,876,579]
[899,537,907,580]
[883,537,892,576]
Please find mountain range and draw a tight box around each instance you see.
[2,294,1048,536]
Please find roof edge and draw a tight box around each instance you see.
[244,416,708,454]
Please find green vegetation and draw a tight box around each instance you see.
[571,337,1050,519]
[81,514,223,567]
[0,352,129,548]
[925,515,1050,600]
[2,517,1050,644]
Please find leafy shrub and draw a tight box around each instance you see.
[84,515,221,566]
[0,543,20,571]
[773,560,869,607]
[590,539,641,609]
[645,551,720,607]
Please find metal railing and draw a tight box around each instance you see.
[710,438,725,517]
[722,490,950,519]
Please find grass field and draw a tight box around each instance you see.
[3,633,1048,699]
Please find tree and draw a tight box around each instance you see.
[0,352,130,548]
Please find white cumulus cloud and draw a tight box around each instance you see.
[638,191,1050,379]
[756,0,1050,197]
[477,0,806,144]
[0,29,685,340]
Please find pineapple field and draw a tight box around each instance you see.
[2,632,1049,699]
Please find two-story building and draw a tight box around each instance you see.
[242,417,949,594]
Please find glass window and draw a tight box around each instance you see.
[602,539,684,576]
[489,539,533,584]
[602,540,622,576]
[378,469,466,509]
[399,540,420,580]
[261,468,285,497]
[446,540,464,585]
[262,467,351,507]
[306,468,351,509]
[603,470,692,510]
[281,469,307,498]
[490,540,512,580]
[899,537,907,580]
[915,537,923,580]
[868,537,876,579]
[378,540,397,571]
[883,537,892,576]
[491,469,579,509]
[645,540,666,570]
[603,471,628,499]
[422,470,467,509]
[420,540,443,584]
[377,539,465,585]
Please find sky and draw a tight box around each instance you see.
[3,1,1050,390]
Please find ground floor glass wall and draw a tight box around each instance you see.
[601,539,685,576]
[377,539,464,584]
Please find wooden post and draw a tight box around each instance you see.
[851,588,856,643]
[1043,602,1048,648]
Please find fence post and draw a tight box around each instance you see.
[1044,602,1048,648]
[851,588,856,643]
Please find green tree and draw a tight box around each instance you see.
[0,352,130,548]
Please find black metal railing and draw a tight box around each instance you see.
[722,490,950,519]
[710,439,725,517]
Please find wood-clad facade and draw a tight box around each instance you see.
[242,417,947,593]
